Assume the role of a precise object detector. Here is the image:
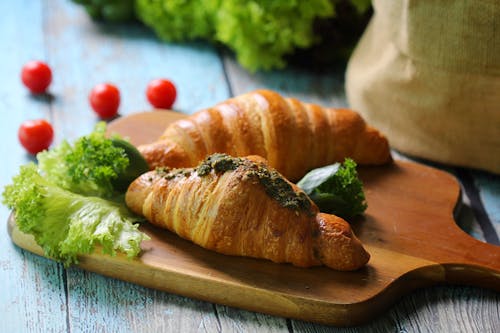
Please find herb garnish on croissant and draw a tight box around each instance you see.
[125,154,370,271]
[139,89,391,182]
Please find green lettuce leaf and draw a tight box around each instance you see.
[297,158,367,218]
[3,163,148,266]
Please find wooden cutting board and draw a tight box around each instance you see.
[8,111,500,327]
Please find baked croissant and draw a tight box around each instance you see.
[126,154,370,271]
[139,89,391,182]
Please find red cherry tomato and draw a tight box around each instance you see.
[18,119,54,154]
[21,60,52,94]
[146,79,177,109]
[89,83,120,119]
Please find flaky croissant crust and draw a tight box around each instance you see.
[126,154,370,271]
[139,89,391,182]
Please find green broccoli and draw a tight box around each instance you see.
[3,163,148,266]
[297,158,367,219]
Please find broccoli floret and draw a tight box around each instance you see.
[3,164,148,266]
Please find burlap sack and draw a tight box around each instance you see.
[346,0,500,174]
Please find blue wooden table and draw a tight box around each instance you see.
[1,1,498,332]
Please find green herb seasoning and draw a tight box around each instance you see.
[244,165,313,215]
[156,154,314,215]
[196,153,242,176]
[156,167,191,180]
[197,154,314,214]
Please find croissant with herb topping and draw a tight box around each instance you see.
[125,154,370,271]
[138,89,391,182]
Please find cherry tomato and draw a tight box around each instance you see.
[18,119,54,154]
[146,79,177,109]
[89,83,120,119]
[21,60,52,94]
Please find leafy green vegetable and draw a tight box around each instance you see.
[3,123,150,265]
[349,0,372,13]
[213,0,334,71]
[72,0,372,71]
[285,0,372,70]
[3,164,148,266]
[297,158,367,219]
[37,122,147,198]
[135,0,217,41]
[72,0,136,22]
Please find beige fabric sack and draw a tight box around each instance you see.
[346,0,500,174]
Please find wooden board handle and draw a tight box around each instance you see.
[443,235,500,290]
[427,221,500,290]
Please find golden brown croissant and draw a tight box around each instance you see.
[126,154,370,271]
[139,89,391,182]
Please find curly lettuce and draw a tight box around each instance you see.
[3,123,150,266]
[135,0,218,41]
[134,0,337,71]
[213,0,334,71]
[3,164,148,266]
[73,0,372,71]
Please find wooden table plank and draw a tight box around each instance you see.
[216,307,290,333]
[65,269,222,332]
[0,1,68,332]
[223,56,348,108]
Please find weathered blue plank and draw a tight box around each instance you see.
[0,0,68,332]
[65,269,221,332]
[224,56,348,108]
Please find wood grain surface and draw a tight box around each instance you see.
[9,111,500,327]
[1,1,499,332]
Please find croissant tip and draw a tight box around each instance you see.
[315,213,371,271]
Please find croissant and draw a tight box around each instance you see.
[139,89,391,182]
[126,154,370,271]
